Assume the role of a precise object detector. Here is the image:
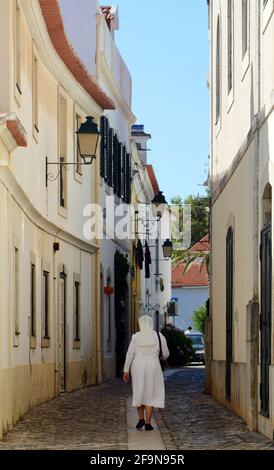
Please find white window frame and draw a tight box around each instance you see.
[241,0,250,81]
[262,0,274,33]
[14,0,22,105]
[227,0,234,113]
[73,273,81,349]
[58,88,68,218]
[13,240,20,347]
[74,104,83,184]
[30,252,37,349]
[215,15,222,135]
[41,261,51,348]
[32,43,39,142]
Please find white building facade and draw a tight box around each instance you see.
[131,125,171,333]
[0,0,114,437]
[209,0,274,439]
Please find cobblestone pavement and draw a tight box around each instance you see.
[0,368,274,450]
[0,380,130,450]
[157,367,274,450]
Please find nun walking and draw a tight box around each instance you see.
[123,315,169,430]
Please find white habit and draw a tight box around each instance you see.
[123,328,170,408]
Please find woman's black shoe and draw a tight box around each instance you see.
[145,424,154,431]
[136,419,145,429]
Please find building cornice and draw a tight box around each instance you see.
[38,0,114,110]
[0,113,27,152]
[20,0,105,118]
[211,116,259,205]
[0,164,99,254]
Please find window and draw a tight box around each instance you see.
[106,275,112,352]
[75,113,82,174]
[42,271,49,339]
[242,0,248,59]
[216,16,221,122]
[155,238,160,292]
[14,247,20,340]
[227,0,233,94]
[100,116,131,203]
[15,1,21,97]
[31,263,36,337]
[32,52,39,137]
[58,93,67,208]
[74,280,80,341]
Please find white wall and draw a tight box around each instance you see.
[58,0,97,75]
[172,286,208,331]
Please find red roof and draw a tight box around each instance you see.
[146,165,159,194]
[39,0,115,110]
[171,235,210,288]
[172,261,208,288]
[189,235,210,253]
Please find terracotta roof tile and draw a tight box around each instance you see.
[0,113,27,147]
[146,164,159,194]
[171,235,210,287]
[189,235,210,253]
[39,0,115,110]
[172,260,208,287]
[7,119,27,147]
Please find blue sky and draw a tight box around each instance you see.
[114,0,209,203]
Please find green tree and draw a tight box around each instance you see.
[183,194,209,245]
[192,304,207,334]
[170,193,209,259]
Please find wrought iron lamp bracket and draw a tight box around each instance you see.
[45,156,95,187]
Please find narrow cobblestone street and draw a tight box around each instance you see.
[157,368,274,450]
[0,368,273,450]
[0,382,130,450]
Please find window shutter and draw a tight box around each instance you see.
[113,134,118,194]
[99,116,105,178]
[125,152,131,204]
[121,145,126,201]
[109,128,114,188]
[104,118,109,181]
[117,142,122,198]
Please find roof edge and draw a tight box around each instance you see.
[39,0,115,110]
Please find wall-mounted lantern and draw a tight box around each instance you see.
[151,191,167,220]
[76,116,100,164]
[162,239,173,259]
[46,116,100,186]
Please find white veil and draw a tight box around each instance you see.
[138,315,155,346]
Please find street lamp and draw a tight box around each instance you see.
[46,116,100,186]
[162,239,173,258]
[76,116,100,164]
[151,191,167,220]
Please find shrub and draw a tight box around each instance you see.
[192,304,207,334]
[161,323,195,367]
